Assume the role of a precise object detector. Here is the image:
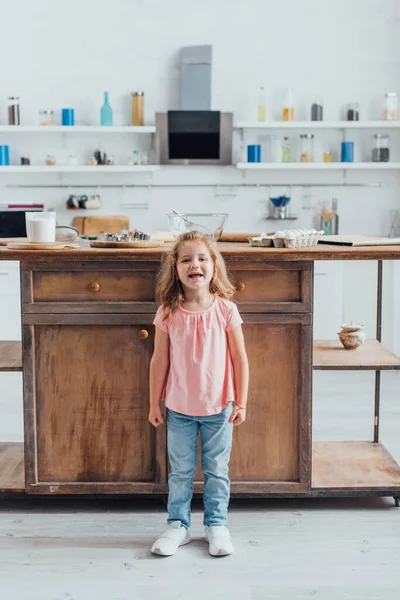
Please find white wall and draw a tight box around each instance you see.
[0,0,399,233]
[0,0,400,348]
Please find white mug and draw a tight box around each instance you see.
[25,212,78,243]
[25,212,56,243]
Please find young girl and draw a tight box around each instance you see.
[149,230,249,557]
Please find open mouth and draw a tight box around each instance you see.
[188,273,203,279]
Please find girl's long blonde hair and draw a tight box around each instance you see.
[156,230,236,320]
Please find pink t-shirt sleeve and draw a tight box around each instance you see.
[226,302,243,331]
[153,305,169,333]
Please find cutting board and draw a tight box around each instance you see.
[90,240,164,249]
[7,241,81,250]
[72,215,129,236]
[318,235,400,247]
[0,238,28,246]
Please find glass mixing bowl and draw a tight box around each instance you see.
[166,213,228,240]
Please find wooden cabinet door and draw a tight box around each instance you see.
[23,314,166,494]
[194,314,312,494]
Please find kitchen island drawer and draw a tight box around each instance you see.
[228,261,312,313]
[22,263,158,313]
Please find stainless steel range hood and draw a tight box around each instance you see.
[180,45,212,111]
[156,45,232,165]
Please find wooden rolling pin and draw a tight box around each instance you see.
[219,232,274,243]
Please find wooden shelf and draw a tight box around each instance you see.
[0,341,22,371]
[313,339,400,370]
[0,442,24,492]
[312,441,400,490]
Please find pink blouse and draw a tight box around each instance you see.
[153,296,243,416]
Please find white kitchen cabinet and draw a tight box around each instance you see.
[0,295,21,340]
[0,261,21,340]
[0,261,20,296]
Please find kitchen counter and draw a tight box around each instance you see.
[1,241,400,262]
[0,241,399,505]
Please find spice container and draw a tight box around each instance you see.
[39,110,54,126]
[341,141,354,163]
[383,93,399,121]
[281,137,291,162]
[45,155,56,166]
[8,96,20,125]
[372,134,390,162]
[311,99,323,121]
[300,134,314,162]
[323,151,332,163]
[282,89,294,121]
[132,92,144,126]
[346,102,360,121]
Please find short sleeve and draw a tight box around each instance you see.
[153,305,169,333]
[226,302,243,332]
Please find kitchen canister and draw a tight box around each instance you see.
[62,108,75,126]
[247,144,261,163]
[0,145,10,165]
[341,141,354,162]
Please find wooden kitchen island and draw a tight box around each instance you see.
[0,242,399,505]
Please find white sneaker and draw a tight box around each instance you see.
[151,521,191,556]
[205,525,234,556]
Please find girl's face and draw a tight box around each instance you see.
[176,241,215,292]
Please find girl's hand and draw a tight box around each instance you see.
[229,404,246,426]
[149,406,164,427]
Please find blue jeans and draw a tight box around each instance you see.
[167,404,233,529]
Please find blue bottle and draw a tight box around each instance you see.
[100,92,113,126]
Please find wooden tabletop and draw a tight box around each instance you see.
[1,242,400,262]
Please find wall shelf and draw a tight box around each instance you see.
[0,125,156,133]
[0,165,159,173]
[236,121,400,130]
[236,162,400,170]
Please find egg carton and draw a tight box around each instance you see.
[248,229,324,248]
[272,229,324,248]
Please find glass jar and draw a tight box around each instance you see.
[281,137,291,162]
[258,86,266,122]
[300,134,314,162]
[282,89,294,121]
[39,110,54,126]
[323,151,332,163]
[8,96,20,125]
[311,99,323,121]
[346,102,360,121]
[131,91,144,126]
[383,93,399,121]
[372,134,390,162]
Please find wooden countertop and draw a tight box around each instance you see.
[1,242,400,262]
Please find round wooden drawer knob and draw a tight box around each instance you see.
[88,282,100,293]
[139,329,149,340]
[236,282,246,292]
